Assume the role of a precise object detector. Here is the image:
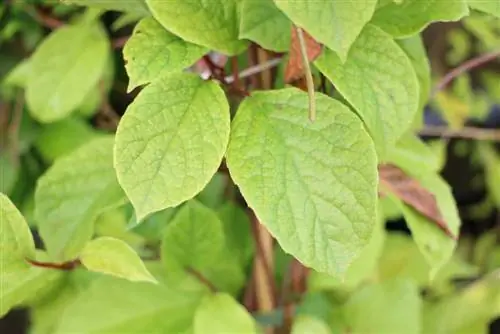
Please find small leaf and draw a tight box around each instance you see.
[274,0,377,61]
[226,88,378,277]
[379,164,455,239]
[291,316,331,334]
[0,193,35,261]
[285,27,322,83]
[114,73,230,221]
[239,0,292,52]
[194,293,258,334]
[36,137,126,262]
[372,0,469,37]
[26,20,109,123]
[54,276,203,334]
[315,25,419,158]
[343,279,422,334]
[468,0,500,18]
[80,236,157,283]
[145,0,248,55]
[124,17,208,92]
[61,0,150,16]
[162,200,225,271]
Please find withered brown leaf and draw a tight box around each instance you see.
[284,27,322,84]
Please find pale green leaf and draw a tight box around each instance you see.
[239,0,291,52]
[226,88,378,277]
[26,20,109,123]
[274,0,377,61]
[0,252,64,317]
[80,236,156,283]
[315,25,419,158]
[145,0,248,55]
[2,58,31,89]
[0,193,35,261]
[372,0,469,37]
[162,200,225,271]
[114,73,230,221]
[55,276,203,334]
[388,133,444,173]
[291,316,331,334]
[196,172,227,209]
[343,279,422,334]
[34,117,101,163]
[36,137,126,262]
[468,0,500,18]
[194,293,258,334]
[124,17,208,92]
[61,0,150,16]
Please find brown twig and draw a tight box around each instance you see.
[96,80,120,131]
[8,92,24,166]
[231,56,241,91]
[225,58,282,84]
[419,125,500,141]
[31,7,64,29]
[432,49,500,96]
[27,258,81,271]
[112,36,129,49]
[186,267,217,293]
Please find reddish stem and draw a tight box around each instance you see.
[26,258,81,271]
[186,267,217,293]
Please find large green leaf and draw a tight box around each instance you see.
[162,200,225,271]
[239,0,291,52]
[291,316,331,334]
[194,293,258,334]
[61,0,150,16]
[226,88,378,277]
[26,20,109,123]
[372,0,469,37]
[36,137,126,262]
[343,279,422,334]
[315,25,419,158]
[468,0,500,18]
[124,17,208,92]
[114,73,230,221]
[54,276,203,334]
[274,0,377,61]
[145,0,248,55]
[80,236,157,283]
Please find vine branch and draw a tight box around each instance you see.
[419,125,500,141]
[27,258,81,271]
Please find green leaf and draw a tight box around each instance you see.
[54,276,203,334]
[387,133,444,173]
[239,0,291,52]
[343,279,422,334]
[372,0,469,37]
[26,20,109,123]
[34,117,101,163]
[0,193,35,261]
[162,200,225,271]
[36,137,126,262]
[226,88,378,277]
[194,293,258,334]
[2,58,31,89]
[315,25,419,158]
[274,0,377,61]
[124,17,208,92]
[145,0,248,55]
[479,143,500,207]
[114,73,230,221]
[396,35,431,124]
[0,154,19,195]
[80,236,157,283]
[61,0,150,16]
[291,316,331,334]
[0,252,64,317]
[196,172,227,209]
[468,0,500,18]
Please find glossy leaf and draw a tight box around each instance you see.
[239,0,291,52]
[315,25,419,158]
[114,73,230,221]
[36,137,126,261]
[124,17,208,91]
[194,293,258,334]
[145,0,248,55]
[343,279,422,334]
[372,0,469,37]
[274,0,377,61]
[80,237,157,283]
[55,276,203,334]
[26,20,109,123]
[226,88,378,277]
[162,200,225,271]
